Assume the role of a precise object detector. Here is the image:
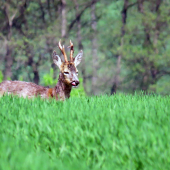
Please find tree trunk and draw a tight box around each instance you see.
[73,0,87,92]
[3,3,17,80]
[137,0,162,92]
[33,64,40,85]
[4,43,13,80]
[111,52,122,94]
[111,0,128,94]
[151,0,162,85]
[61,0,67,38]
[25,42,40,84]
[91,0,98,95]
[28,57,40,85]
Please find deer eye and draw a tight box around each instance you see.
[64,72,69,75]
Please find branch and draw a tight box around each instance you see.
[155,0,162,12]
[38,0,46,23]
[0,33,6,41]
[4,3,17,27]
[159,70,170,75]
[127,2,138,9]
[68,0,99,31]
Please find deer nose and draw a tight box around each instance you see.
[75,81,79,86]
[71,80,79,86]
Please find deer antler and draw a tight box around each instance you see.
[68,40,74,62]
[58,40,68,63]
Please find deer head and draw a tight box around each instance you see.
[52,40,83,87]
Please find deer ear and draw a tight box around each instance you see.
[74,50,83,67]
[53,51,62,68]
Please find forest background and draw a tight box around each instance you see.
[0,0,170,96]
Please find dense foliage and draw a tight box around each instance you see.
[0,0,170,95]
[0,94,170,169]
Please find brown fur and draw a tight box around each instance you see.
[47,88,54,98]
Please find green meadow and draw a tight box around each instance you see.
[0,94,170,170]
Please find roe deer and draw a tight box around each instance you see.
[0,40,83,101]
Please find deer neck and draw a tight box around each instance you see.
[55,73,72,100]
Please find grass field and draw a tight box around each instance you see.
[0,94,170,170]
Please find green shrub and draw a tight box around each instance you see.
[19,75,23,81]
[71,78,86,97]
[43,68,57,86]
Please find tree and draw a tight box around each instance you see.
[91,0,98,95]
[0,1,18,80]
[0,0,170,95]
[122,0,170,93]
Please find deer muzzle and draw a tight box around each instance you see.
[71,80,79,87]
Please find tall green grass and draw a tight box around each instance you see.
[0,94,170,170]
